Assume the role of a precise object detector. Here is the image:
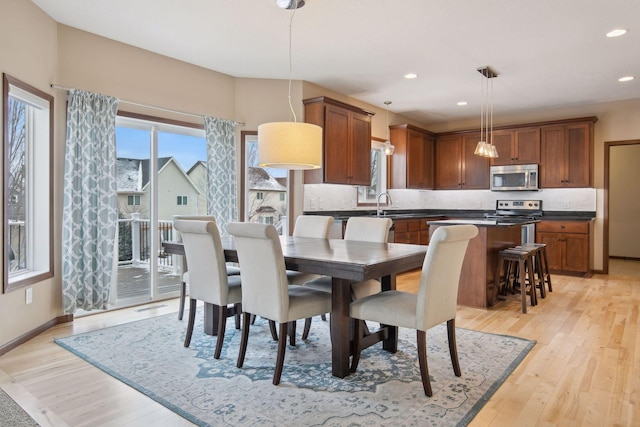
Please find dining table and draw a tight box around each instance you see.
[163,235,428,378]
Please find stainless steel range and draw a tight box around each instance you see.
[485,199,542,244]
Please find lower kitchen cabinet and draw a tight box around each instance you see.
[536,220,591,276]
[394,218,430,245]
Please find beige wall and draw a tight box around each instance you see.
[0,0,60,347]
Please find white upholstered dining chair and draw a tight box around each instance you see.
[173,219,243,359]
[349,224,478,396]
[286,215,335,285]
[227,222,332,385]
[304,216,393,298]
[173,215,240,321]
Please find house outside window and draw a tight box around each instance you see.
[177,195,188,206]
[127,195,141,205]
[3,74,54,292]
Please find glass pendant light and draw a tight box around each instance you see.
[382,101,395,156]
[474,66,499,158]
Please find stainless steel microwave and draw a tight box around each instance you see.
[490,164,539,191]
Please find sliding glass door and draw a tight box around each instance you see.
[113,115,206,308]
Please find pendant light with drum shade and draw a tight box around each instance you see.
[382,101,395,155]
[474,66,499,158]
[258,0,322,170]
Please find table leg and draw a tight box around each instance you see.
[330,277,352,378]
[380,274,398,353]
[203,302,220,336]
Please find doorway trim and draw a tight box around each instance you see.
[604,139,640,274]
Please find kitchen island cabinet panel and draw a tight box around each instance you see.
[429,220,522,308]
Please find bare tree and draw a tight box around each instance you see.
[7,98,26,221]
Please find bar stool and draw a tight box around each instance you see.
[495,247,538,313]
[516,243,552,296]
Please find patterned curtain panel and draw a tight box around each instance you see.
[62,89,119,314]
[204,116,237,236]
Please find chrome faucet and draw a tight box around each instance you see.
[376,192,392,217]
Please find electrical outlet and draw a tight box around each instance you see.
[26,287,33,304]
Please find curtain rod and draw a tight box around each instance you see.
[50,84,245,126]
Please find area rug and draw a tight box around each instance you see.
[0,388,40,427]
[54,309,535,427]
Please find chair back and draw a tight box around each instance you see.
[227,222,290,322]
[416,225,478,331]
[344,217,392,243]
[173,220,230,306]
[293,215,334,238]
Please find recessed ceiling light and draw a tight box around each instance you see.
[619,76,635,82]
[606,28,627,37]
[404,73,418,79]
[457,101,468,106]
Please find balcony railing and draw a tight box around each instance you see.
[8,220,25,272]
[118,213,174,269]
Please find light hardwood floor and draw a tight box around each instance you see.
[1,267,639,426]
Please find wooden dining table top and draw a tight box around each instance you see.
[163,236,428,282]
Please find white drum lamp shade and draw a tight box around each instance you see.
[258,122,322,170]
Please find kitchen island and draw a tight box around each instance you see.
[428,219,528,309]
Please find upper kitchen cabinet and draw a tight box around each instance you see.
[303,97,374,185]
[491,127,540,166]
[389,124,435,189]
[435,133,490,189]
[540,118,596,188]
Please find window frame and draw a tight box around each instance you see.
[177,195,188,206]
[127,194,141,206]
[2,74,54,293]
[356,138,389,206]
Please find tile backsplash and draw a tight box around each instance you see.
[303,184,596,212]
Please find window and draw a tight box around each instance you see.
[177,195,188,205]
[265,216,274,225]
[357,140,388,205]
[240,131,290,235]
[3,74,54,292]
[128,195,141,205]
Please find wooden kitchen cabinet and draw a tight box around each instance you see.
[303,97,374,185]
[435,133,489,189]
[536,220,591,276]
[389,124,435,189]
[540,120,594,188]
[491,127,540,166]
[393,218,431,245]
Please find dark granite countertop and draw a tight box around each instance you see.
[305,209,595,222]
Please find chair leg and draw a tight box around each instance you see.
[269,320,278,341]
[447,319,461,377]
[237,312,251,368]
[302,318,312,340]
[273,322,289,385]
[289,321,296,346]
[350,318,363,372]
[178,281,186,320]
[250,314,256,325]
[417,330,433,397]
[321,313,327,321]
[234,303,242,329]
[214,305,227,359]
[184,299,197,347]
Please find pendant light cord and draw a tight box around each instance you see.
[287,2,298,122]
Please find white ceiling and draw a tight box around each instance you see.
[32,0,640,125]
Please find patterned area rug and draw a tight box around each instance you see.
[0,388,40,427]
[55,309,534,426]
